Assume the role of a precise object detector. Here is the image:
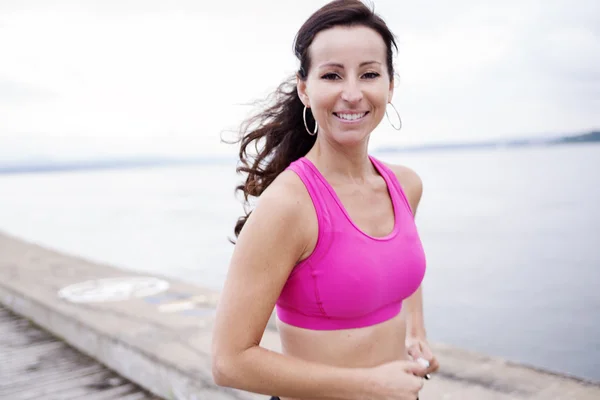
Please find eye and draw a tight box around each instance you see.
[321,73,341,80]
[362,72,380,79]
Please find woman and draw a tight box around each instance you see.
[212,1,439,399]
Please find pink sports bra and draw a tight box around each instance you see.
[275,155,427,330]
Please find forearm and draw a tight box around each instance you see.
[404,285,426,338]
[214,345,374,400]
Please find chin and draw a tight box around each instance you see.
[330,130,370,146]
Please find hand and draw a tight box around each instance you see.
[363,360,427,400]
[405,336,440,375]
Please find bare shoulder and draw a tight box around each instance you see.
[382,162,423,215]
[238,168,314,257]
[250,169,313,226]
[260,168,311,203]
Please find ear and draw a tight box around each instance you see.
[388,77,395,103]
[296,74,310,108]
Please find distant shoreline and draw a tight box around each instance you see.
[0,156,236,175]
[375,130,600,154]
[1,131,598,175]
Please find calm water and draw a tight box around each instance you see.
[1,144,599,382]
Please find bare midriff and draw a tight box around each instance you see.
[276,309,409,400]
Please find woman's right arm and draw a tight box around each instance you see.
[211,171,425,400]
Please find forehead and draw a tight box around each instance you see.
[309,25,387,67]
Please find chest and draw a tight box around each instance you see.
[331,179,396,238]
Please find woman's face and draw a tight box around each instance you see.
[298,25,393,146]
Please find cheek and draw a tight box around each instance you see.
[309,78,337,97]
[309,93,336,118]
[369,91,391,115]
[372,83,392,103]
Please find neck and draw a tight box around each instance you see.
[305,136,375,184]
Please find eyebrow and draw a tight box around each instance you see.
[318,61,382,68]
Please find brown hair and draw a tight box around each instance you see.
[230,0,398,240]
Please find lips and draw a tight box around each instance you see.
[333,111,369,122]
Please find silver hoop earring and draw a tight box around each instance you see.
[303,106,318,136]
[385,103,402,131]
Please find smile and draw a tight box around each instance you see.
[333,111,369,122]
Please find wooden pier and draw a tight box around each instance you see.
[0,306,161,400]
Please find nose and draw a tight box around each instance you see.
[340,79,363,104]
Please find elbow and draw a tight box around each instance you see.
[212,338,256,388]
[212,350,242,388]
[211,353,231,387]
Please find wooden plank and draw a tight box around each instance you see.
[0,307,162,400]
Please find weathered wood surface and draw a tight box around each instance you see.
[0,306,162,400]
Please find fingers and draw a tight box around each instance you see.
[404,360,428,377]
[427,357,440,373]
[417,353,440,374]
[408,372,425,394]
[414,375,425,398]
[409,368,426,400]
[407,343,422,360]
[414,357,431,380]
[415,357,429,369]
[411,345,439,375]
[421,344,434,360]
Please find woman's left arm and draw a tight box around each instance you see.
[388,163,440,374]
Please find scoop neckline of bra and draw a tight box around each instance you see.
[298,156,400,241]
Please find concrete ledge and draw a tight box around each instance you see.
[0,232,270,400]
[0,287,256,400]
[1,232,599,400]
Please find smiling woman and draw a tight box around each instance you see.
[212,1,438,400]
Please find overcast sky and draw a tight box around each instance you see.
[1,0,599,158]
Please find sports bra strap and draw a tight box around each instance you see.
[368,155,415,217]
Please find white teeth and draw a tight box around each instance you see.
[337,112,366,121]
